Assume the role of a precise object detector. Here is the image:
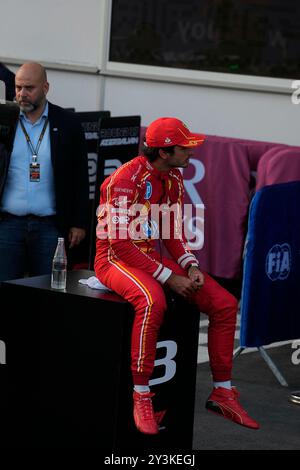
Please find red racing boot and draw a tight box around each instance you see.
[133,391,159,435]
[206,387,260,429]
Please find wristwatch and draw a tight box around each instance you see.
[188,264,199,274]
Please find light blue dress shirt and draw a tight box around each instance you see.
[0,102,56,216]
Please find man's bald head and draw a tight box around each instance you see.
[16,62,47,83]
[15,62,49,118]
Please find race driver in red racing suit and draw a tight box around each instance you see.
[94,117,259,434]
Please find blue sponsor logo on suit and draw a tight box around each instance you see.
[142,220,159,238]
[144,181,152,200]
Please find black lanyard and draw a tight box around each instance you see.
[19,117,49,157]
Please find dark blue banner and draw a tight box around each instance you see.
[240,181,300,347]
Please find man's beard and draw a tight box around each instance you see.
[18,101,38,113]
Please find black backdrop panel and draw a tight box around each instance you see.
[67,111,111,269]
[77,111,111,202]
[89,115,141,268]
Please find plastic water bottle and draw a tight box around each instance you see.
[51,237,67,290]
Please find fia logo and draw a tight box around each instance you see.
[265,243,291,281]
[144,181,152,200]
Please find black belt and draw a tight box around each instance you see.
[0,212,56,221]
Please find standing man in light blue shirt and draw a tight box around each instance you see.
[0,62,89,281]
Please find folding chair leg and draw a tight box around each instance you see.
[233,346,245,359]
[258,346,289,387]
[233,346,289,387]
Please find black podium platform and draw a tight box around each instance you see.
[0,270,200,449]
